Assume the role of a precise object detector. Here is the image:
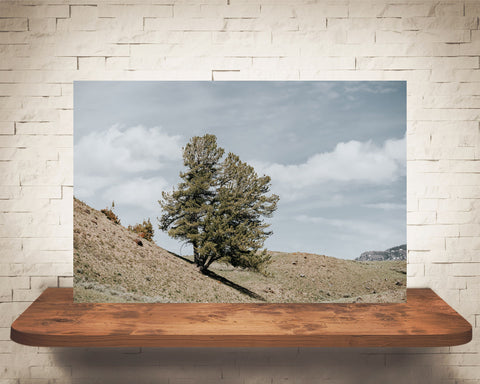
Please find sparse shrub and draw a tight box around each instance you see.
[101,201,121,224]
[128,218,154,242]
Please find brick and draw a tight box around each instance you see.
[30,276,58,290]
[172,5,201,18]
[216,41,300,57]
[459,223,480,237]
[402,16,478,30]
[106,56,130,71]
[0,327,10,341]
[22,237,72,252]
[15,122,60,135]
[0,44,31,58]
[407,263,425,277]
[224,17,299,32]
[27,18,57,33]
[356,56,432,70]
[450,186,480,199]
[423,95,480,109]
[408,224,459,238]
[347,2,383,18]
[380,3,435,17]
[78,57,106,71]
[59,276,73,287]
[164,56,251,71]
[23,263,72,277]
[331,16,403,31]
[304,3,348,18]
[432,66,480,83]
[0,302,29,327]
[434,56,479,70]
[0,57,78,71]
[0,18,28,32]
[0,277,29,302]
[16,249,70,264]
[200,4,260,18]
[0,84,61,97]
[447,276,467,290]
[408,235,445,251]
[53,33,130,57]
[465,2,480,17]
[437,211,476,224]
[144,17,225,31]
[376,30,471,44]
[254,56,355,71]
[69,5,99,31]
[447,237,480,251]
[0,4,69,18]
[0,122,14,135]
[437,199,476,212]
[346,29,375,44]
[418,198,438,211]
[0,265,25,280]
[98,4,172,19]
[407,211,436,225]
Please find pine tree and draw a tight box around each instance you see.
[159,134,279,273]
[213,153,278,270]
[159,134,224,267]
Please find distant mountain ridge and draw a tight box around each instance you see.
[356,244,406,261]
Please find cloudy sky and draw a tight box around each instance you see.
[74,81,406,260]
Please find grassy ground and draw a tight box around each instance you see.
[74,198,257,303]
[74,198,406,303]
[185,252,406,303]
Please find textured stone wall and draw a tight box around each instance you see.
[1,0,479,382]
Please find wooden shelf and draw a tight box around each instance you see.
[11,288,471,348]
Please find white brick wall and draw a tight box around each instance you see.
[0,0,479,382]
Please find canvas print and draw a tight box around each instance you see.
[74,81,406,303]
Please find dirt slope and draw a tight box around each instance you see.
[206,251,406,303]
[74,198,258,303]
[74,198,406,303]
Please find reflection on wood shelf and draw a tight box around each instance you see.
[11,288,471,348]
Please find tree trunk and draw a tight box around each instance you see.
[193,244,207,271]
[202,256,219,273]
[193,245,200,265]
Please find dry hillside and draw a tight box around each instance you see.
[74,198,259,303]
[206,251,406,303]
[74,198,406,303]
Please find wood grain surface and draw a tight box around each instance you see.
[10,288,472,347]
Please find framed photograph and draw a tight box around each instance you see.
[74,81,406,303]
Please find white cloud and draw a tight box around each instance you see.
[75,124,183,204]
[253,136,405,198]
[102,176,169,211]
[75,124,183,178]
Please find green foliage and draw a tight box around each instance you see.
[101,201,120,225]
[128,218,155,242]
[159,134,279,273]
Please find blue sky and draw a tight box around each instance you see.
[74,81,406,260]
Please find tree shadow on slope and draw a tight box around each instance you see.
[169,252,266,302]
